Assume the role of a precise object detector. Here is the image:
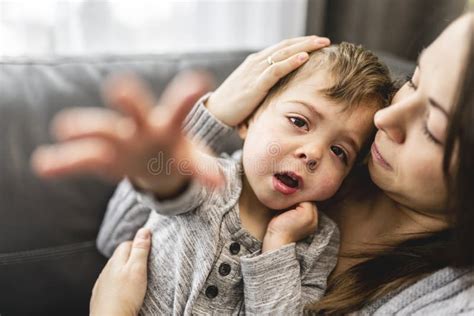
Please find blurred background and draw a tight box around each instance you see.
[0,1,473,315]
[0,0,471,61]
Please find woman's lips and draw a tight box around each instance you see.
[371,143,392,170]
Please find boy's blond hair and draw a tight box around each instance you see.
[268,42,395,111]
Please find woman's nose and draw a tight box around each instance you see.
[373,98,414,144]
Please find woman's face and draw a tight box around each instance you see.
[368,14,471,215]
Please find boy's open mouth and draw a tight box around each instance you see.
[272,172,302,195]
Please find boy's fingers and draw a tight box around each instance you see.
[51,108,136,143]
[128,228,151,265]
[31,140,118,180]
[297,202,319,226]
[184,142,224,188]
[104,73,156,128]
[153,71,214,129]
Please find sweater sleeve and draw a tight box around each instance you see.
[96,177,208,257]
[240,213,340,315]
[182,92,234,153]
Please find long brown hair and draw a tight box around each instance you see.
[310,14,474,315]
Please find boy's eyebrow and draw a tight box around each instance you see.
[294,100,324,120]
[340,134,360,154]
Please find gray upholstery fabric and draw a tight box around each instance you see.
[0,51,413,315]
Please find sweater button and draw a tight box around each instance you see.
[205,285,218,299]
[229,242,240,255]
[219,263,231,276]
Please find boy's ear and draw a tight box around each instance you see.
[237,122,249,140]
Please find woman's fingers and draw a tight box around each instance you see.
[127,228,151,266]
[104,73,156,129]
[50,108,136,143]
[256,35,330,60]
[31,139,118,180]
[110,241,133,265]
[256,36,314,58]
[255,36,330,91]
[259,52,308,89]
[268,36,330,63]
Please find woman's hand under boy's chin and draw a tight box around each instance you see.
[262,202,318,253]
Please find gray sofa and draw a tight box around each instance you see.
[0,51,413,315]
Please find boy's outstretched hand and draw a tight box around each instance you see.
[31,71,222,198]
[262,202,318,253]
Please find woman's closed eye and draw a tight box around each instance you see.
[288,116,309,131]
[422,111,442,146]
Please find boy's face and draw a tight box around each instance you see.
[240,69,377,210]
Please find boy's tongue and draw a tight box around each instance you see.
[273,172,300,195]
[275,173,298,188]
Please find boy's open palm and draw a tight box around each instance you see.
[31,71,222,196]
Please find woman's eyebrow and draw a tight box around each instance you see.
[417,48,426,69]
[429,98,449,118]
[417,49,449,118]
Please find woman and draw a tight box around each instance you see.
[90,13,473,315]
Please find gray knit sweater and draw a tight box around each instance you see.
[177,97,474,315]
[97,97,340,315]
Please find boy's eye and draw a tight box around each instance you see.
[331,145,348,164]
[289,117,308,130]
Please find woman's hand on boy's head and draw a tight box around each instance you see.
[206,35,330,127]
[262,201,318,253]
[30,71,223,195]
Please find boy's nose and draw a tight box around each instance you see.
[297,152,319,172]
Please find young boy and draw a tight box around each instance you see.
[33,42,393,315]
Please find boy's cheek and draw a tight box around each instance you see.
[306,172,344,201]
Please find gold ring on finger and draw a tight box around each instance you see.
[266,56,275,66]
